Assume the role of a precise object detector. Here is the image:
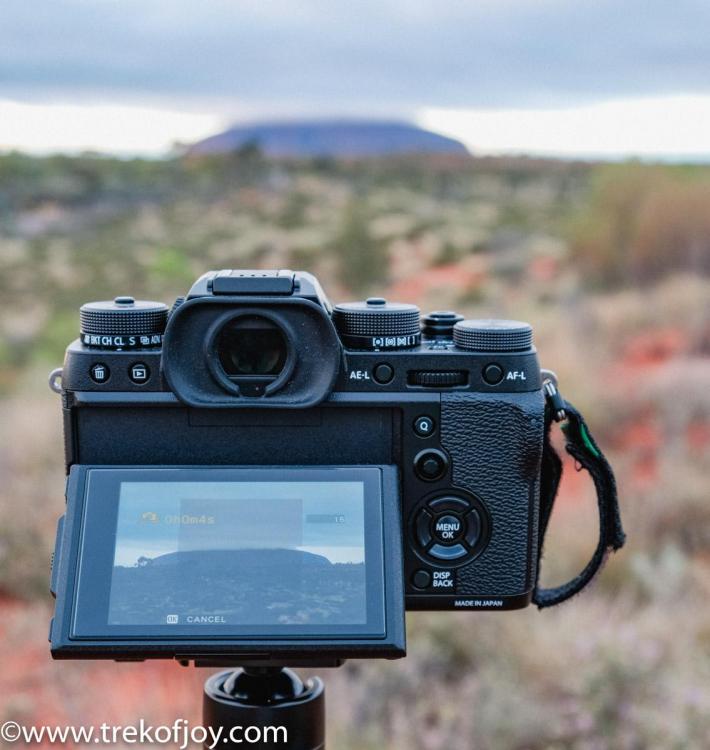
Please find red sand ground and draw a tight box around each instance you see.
[0,598,204,743]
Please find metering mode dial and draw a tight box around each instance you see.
[333,297,421,350]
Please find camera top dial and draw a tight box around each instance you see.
[453,319,533,352]
[333,297,421,350]
[80,296,168,350]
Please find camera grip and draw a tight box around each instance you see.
[440,390,545,597]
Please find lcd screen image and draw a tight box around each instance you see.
[107,481,366,627]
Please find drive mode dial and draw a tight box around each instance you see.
[333,297,421,350]
[80,297,168,350]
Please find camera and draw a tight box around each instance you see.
[50,270,549,667]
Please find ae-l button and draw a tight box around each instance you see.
[373,363,394,384]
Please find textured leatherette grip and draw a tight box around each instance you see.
[440,390,545,596]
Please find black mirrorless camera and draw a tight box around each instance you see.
[50,270,551,667]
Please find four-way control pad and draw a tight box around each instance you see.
[412,493,489,567]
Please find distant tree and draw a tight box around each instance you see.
[334,202,388,293]
[311,156,337,174]
[219,139,266,185]
[236,139,263,160]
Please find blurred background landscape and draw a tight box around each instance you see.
[1,144,709,749]
[2,1,710,747]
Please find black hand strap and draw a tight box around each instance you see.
[533,397,625,609]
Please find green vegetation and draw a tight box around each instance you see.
[2,154,708,377]
[334,201,388,292]
[0,151,584,376]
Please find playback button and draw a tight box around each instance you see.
[129,362,150,384]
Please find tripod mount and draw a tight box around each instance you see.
[203,666,325,749]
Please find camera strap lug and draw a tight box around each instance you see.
[541,369,566,422]
[533,383,626,609]
[48,367,63,394]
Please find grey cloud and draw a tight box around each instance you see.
[1,0,709,113]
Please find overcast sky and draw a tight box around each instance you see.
[1,0,709,157]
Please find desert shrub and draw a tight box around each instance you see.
[333,202,388,293]
[570,163,710,287]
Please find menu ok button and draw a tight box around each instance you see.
[433,514,463,544]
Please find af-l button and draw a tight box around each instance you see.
[483,363,504,385]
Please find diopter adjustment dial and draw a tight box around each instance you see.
[169,296,186,316]
[422,310,463,340]
[80,296,168,350]
[333,297,421,350]
[453,319,533,352]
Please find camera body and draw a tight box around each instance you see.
[51,270,546,664]
[50,271,545,664]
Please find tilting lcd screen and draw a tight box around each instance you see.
[108,481,367,627]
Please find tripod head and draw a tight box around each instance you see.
[203,666,325,750]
